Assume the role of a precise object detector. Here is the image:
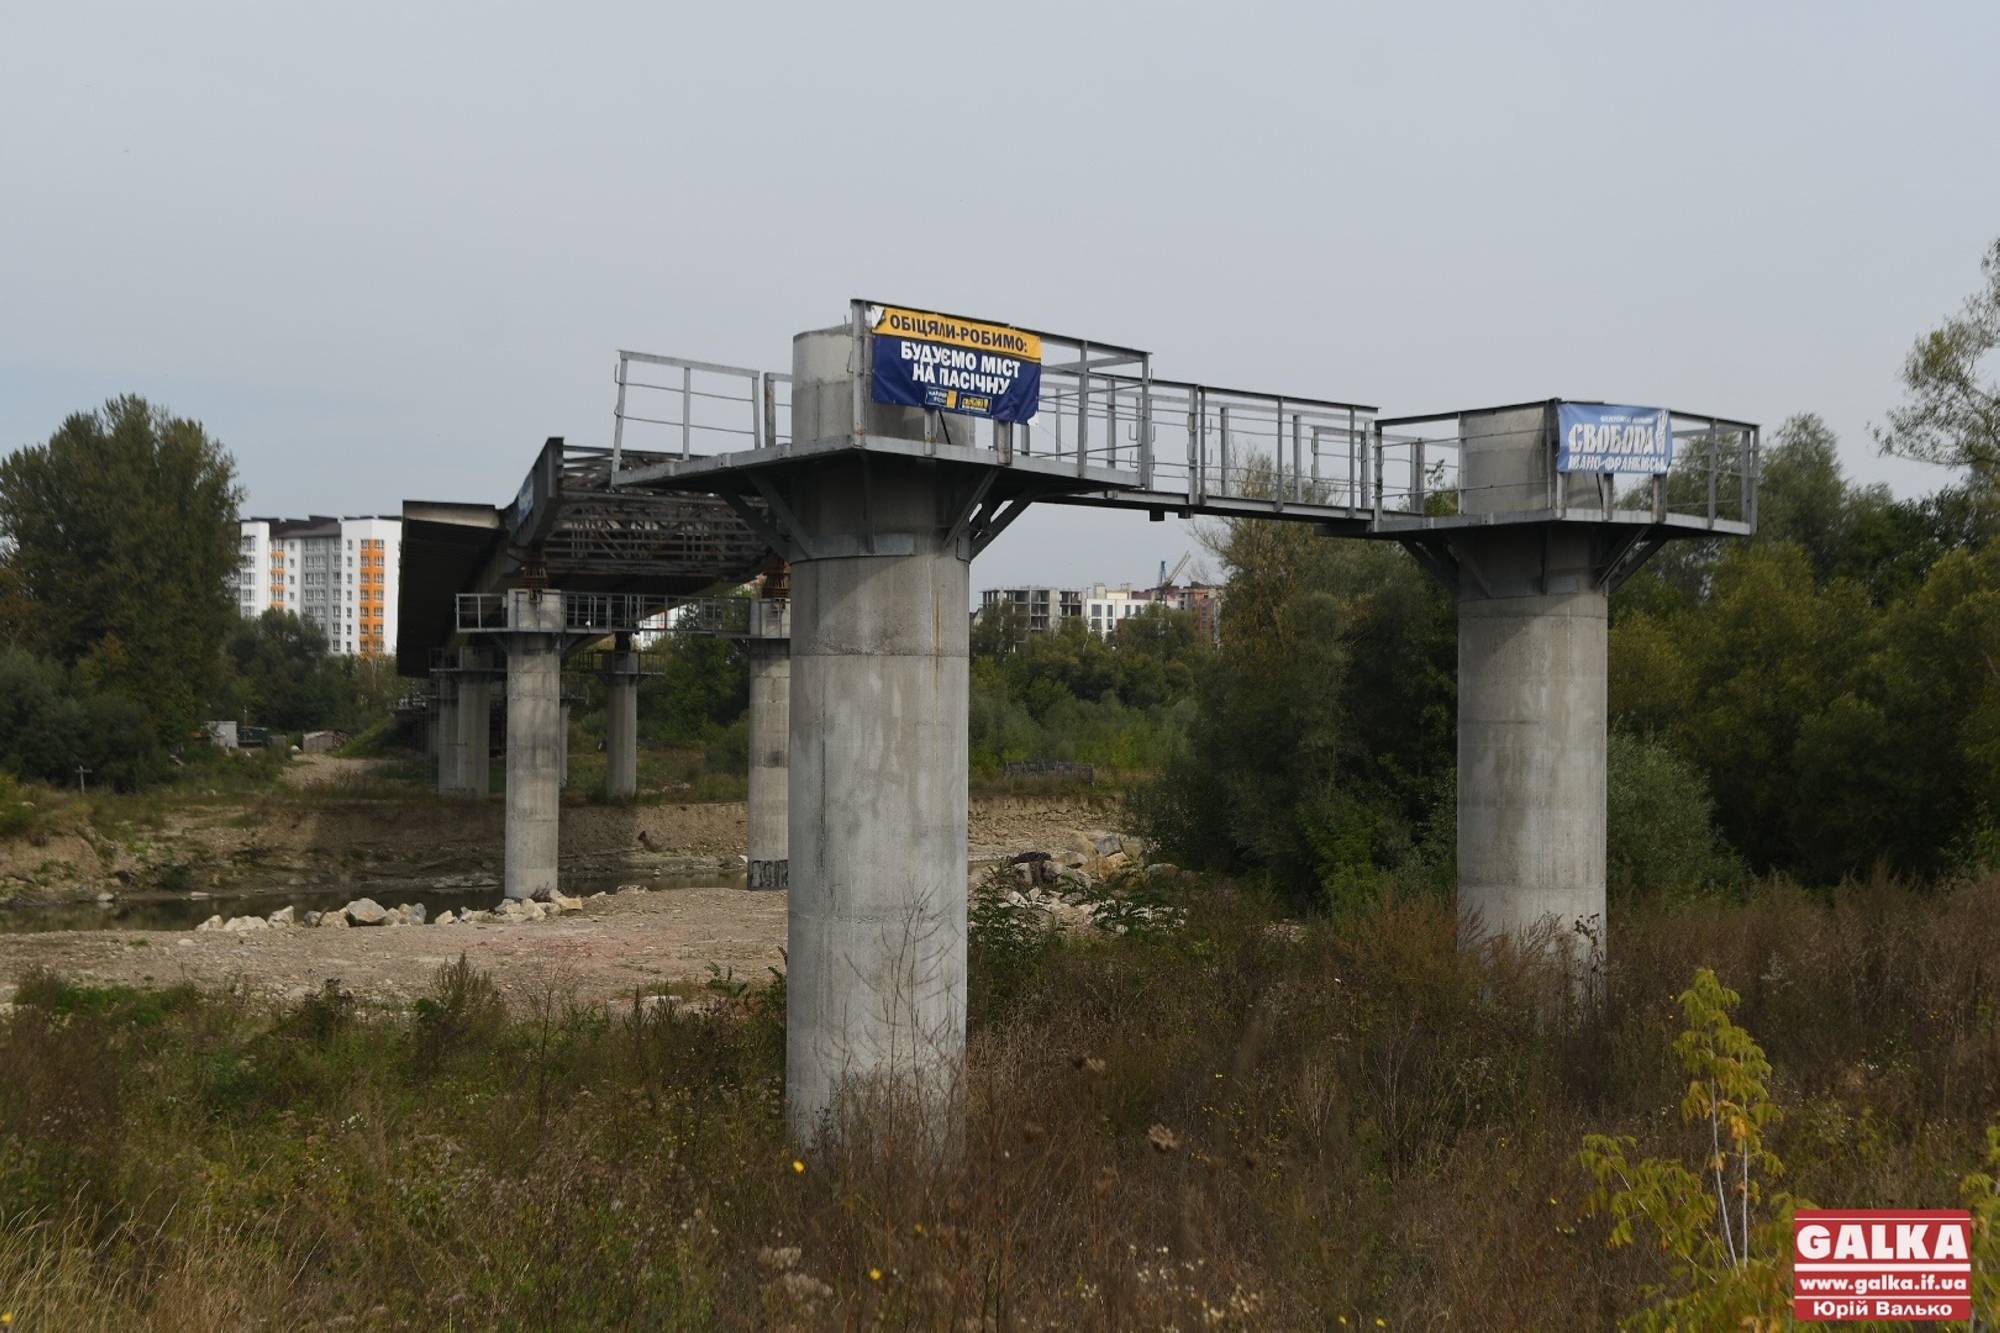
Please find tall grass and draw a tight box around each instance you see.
[2,878,1997,1326]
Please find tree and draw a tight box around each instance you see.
[1878,235,2000,480]
[1134,503,1455,908]
[0,397,241,742]
[218,609,345,731]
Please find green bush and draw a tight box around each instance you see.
[0,770,43,841]
[1605,732,1740,897]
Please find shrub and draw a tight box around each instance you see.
[412,953,506,1070]
[1606,731,1741,896]
[0,770,44,841]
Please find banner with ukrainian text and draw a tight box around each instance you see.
[870,306,1042,423]
[1557,403,1673,474]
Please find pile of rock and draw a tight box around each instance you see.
[195,890,585,934]
[980,833,1194,936]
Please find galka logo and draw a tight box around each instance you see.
[1792,1209,1972,1323]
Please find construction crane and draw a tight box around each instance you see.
[1157,551,1192,589]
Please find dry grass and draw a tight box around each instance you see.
[2,874,1997,1328]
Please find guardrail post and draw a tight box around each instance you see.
[1139,364,1154,490]
[612,355,628,473]
[1293,413,1304,503]
[1188,391,1201,505]
[1372,427,1384,522]
[1744,427,1759,528]
[1077,342,1091,478]
[1273,398,1285,511]
[1107,384,1119,471]
[1219,405,1231,499]
[1348,409,1358,510]
[850,301,868,447]
[680,364,692,459]
[1705,420,1719,526]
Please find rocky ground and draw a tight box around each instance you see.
[0,797,1147,1008]
[0,884,788,1009]
[0,787,1124,905]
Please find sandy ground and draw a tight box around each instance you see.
[0,886,788,1008]
[0,795,1127,1007]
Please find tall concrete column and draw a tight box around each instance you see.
[745,624,790,890]
[1454,527,1607,958]
[604,649,640,801]
[784,327,970,1144]
[558,699,571,791]
[504,591,565,901]
[1451,405,1608,973]
[458,652,492,799]
[433,677,462,796]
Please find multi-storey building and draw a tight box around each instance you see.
[979,579,1224,646]
[1084,583,1148,638]
[976,586,1083,641]
[236,515,402,657]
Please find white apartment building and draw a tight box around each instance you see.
[979,578,1225,646]
[236,515,401,657]
[1085,583,1153,638]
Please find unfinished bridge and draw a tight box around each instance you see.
[398,301,1758,1143]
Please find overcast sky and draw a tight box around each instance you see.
[4,1,1996,597]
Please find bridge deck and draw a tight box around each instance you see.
[603,302,1757,541]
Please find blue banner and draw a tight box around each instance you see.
[1557,403,1673,474]
[869,306,1042,424]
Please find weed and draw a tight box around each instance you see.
[0,882,1997,1325]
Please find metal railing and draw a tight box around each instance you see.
[454,592,788,640]
[1372,404,1759,528]
[611,352,793,471]
[606,300,1379,515]
[599,313,1758,534]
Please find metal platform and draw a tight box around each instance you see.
[603,300,1757,540]
[396,440,773,674]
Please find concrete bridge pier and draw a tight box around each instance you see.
[433,675,461,795]
[457,651,494,799]
[745,602,790,890]
[782,327,970,1145]
[1451,526,1607,972]
[1428,404,1612,983]
[503,590,565,901]
[558,698,571,791]
[603,638,640,800]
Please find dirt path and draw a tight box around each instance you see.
[277,754,389,789]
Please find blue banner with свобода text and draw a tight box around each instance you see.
[1557,403,1673,474]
